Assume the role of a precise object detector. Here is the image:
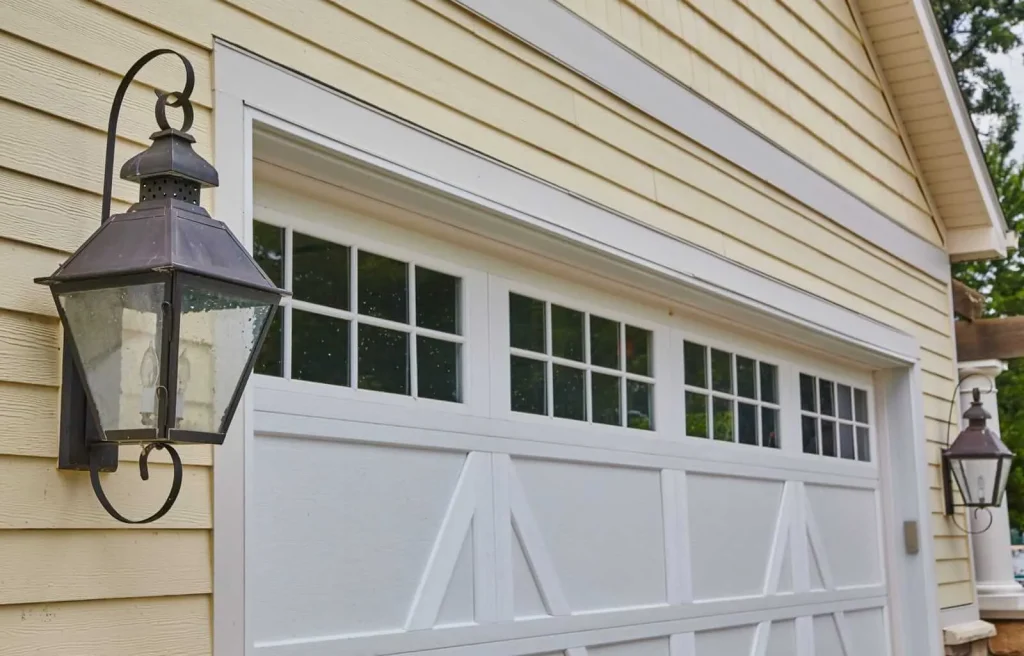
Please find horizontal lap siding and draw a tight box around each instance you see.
[0,1,964,650]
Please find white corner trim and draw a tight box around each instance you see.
[948,225,1010,262]
[213,41,919,365]
[909,0,1008,239]
[451,0,951,282]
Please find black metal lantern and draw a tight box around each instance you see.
[943,388,1014,519]
[35,50,287,524]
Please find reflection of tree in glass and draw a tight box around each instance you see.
[358,251,407,322]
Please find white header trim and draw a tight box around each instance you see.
[452,0,951,281]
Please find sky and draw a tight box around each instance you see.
[991,42,1024,161]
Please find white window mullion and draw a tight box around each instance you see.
[409,265,418,398]
[778,362,802,455]
[283,226,294,380]
[619,321,627,427]
[660,328,685,438]
[584,312,593,423]
[545,302,554,418]
[350,247,359,389]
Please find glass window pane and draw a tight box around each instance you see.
[590,315,620,369]
[358,251,408,323]
[738,402,757,445]
[713,397,733,441]
[627,380,654,430]
[358,325,409,395]
[511,356,546,415]
[684,341,707,388]
[59,283,167,435]
[417,337,459,403]
[626,325,652,376]
[856,427,870,462]
[510,293,546,353]
[821,420,837,457]
[819,379,835,416]
[686,392,708,438]
[254,310,283,377]
[736,356,756,399]
[837,384,853,420]
[415,267,460,335]
[711,349,732,393]
[762,408,779,449]
[553,364,586,421]
[252,221,284,287]
[839,423,855,459]
[592,373,621,426]
[292,310,350,388]
[800,374,816,412]
[855,389,869,423]
[293,231,349,310]
[802,415,818,454]
[760,363,778,404]
[551,305,585,362]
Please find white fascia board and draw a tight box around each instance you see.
[947,225,1010,262]
[214,41,919,365]
[451,0,951,282]
[909,0,1009,239]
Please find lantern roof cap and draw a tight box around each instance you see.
[120,128,219,189]
[945,388,1012,459]
[35,201,286,296]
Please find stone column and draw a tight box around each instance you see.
[959,360,1024,618]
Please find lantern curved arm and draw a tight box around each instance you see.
[101,48,195,222]
[90,443,183,524]
[950,506,995,535]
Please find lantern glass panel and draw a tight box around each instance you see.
[996,455,1013,505]
[954,457,1002,506]
[58,282,167,437]
[176,281,274,434]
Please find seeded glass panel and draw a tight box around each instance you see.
[510,293,546,353]
[819,379,835,416]
[254,311,283,377]
[625,325,652,376]
[415,267,460,334]
[293,231,350,310]
[711,349,732,393]
[738,403,757,445]
[686,392,708,438]
[292,310,349,387]
[511,356,546,415]
[762,408,779,448]
[821,420,837,457]
[358,251,408,323]
[252,221,284,287]
[857,427,871,462]
[855,389,869,423]
[627,381,654,430]
[713,397,733,441]
[417,337,459,403]
[802,415,818,454]
[760,363,778,404]
[590,315,620,369]
[736,356,756,399]
[551,305,585,362]
[358,325,409,395]
[553,365,586,421]
[684,341,707,388]
[839,424,856,459]
[837,384,853,420]
[592,373,621,426]
[800,374,816,412]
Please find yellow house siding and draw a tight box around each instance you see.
[0,0,969,648]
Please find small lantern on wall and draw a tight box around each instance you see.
[35,50,288,523]
[943,388,1014,528]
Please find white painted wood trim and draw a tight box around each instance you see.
[451,0,952,281]
[212,41,919,366]
[661,470,693,605]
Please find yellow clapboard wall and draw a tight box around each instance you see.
[0,0,969,649]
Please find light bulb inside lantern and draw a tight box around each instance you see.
[139,343,159,426]
[978,475,987,505]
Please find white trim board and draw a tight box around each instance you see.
[451,0,952,282]
[214,41,918,366]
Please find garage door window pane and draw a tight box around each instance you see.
[359,251,408,323]
[738,402,757,445]
[857,427,871,462]
[762,408,779,449]
[358,326,409,395]
[510,293,546,353]
[627,381,653,431]
[553,364,586,420]
[255,311,283,377]
[686,392,708,438]
[713,397,733,441]
[800,372,872,462]
[711,349,732,393]
[760,363,778,404]
[821,420,837,457]
[592,373,621,426]
[590,315,620,369]
[736,356,756,399]
[293,310,349,387]
[840,423,855,459]
[626,325,651,376]
[417,337,459,402]
[253,221,284,287]
[684,341,707,388]
[800,374,816,412]
[802,415,818,454]
[511,356,546,415]
[294,231,350,310]
[416,267,460,335]
[552,305,585,362]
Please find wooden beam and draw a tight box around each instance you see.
[951,279,986,321]
[956,317,1024,362]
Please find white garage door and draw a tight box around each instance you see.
[244,186,892,656]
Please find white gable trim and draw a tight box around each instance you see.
[451,0,951,281]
